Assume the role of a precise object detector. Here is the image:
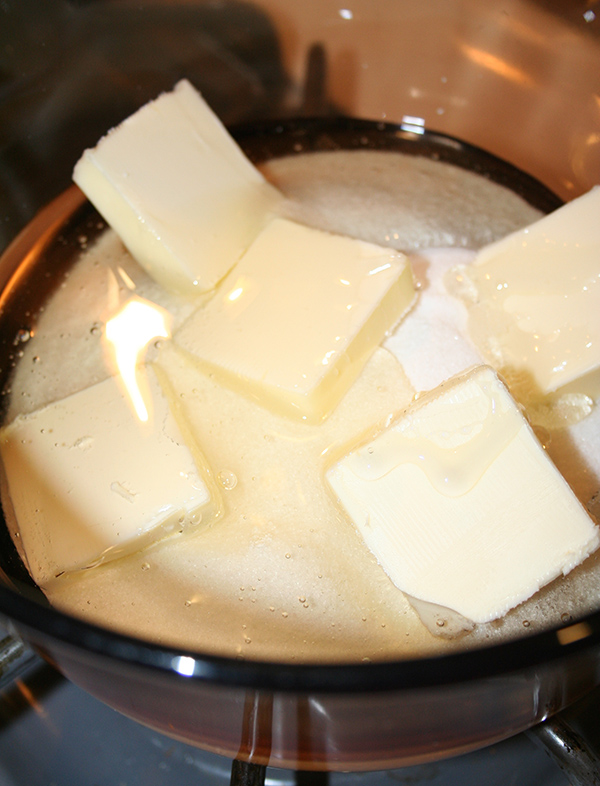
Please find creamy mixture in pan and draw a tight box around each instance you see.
[2,143,600,663]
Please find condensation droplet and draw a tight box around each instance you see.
[282,611,289,618]
[217,470,238,490]
[141,562,151,571]
[522,620,531,628]
[15,328,32,345]
[74,436,93,450]
[561,612,572,624]
[90,324,102,337]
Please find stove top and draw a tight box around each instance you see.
[0,650,569,786]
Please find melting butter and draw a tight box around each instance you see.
[0,368,221,585]
[73,79,282,295]
[174,216,415,424]
[326,365,599,624]
[6,143,600,661]
[447,187,600,399]
[346,371,522,497]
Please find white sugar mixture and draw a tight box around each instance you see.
[4,149,600,662]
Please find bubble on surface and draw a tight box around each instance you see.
[217,470,238,490]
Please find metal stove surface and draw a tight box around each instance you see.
[0,654,569,786]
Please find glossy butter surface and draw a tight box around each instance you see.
[326,365,599,623]
[448,188,600,398]
[73,79,282,295]
[175,216,415,423]
[0,368,220,585]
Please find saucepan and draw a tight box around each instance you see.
[0,0,599,775]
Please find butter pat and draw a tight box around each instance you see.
[326,365,599,623]
[73,79,282,295]
[448,188,600,397]
[175,217,415,423]
[0,368,221,586]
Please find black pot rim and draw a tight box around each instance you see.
[2,580,600,694]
